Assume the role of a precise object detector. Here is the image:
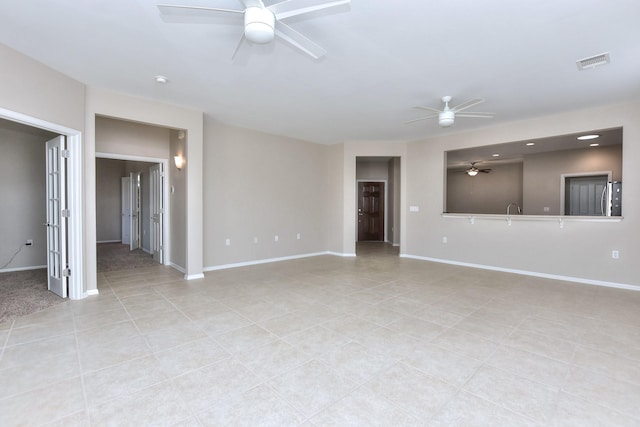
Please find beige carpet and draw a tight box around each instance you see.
[0,243,158,324]
[0,268,64,324]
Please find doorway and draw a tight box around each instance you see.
[0,108,84,300]
[96,154,168,272]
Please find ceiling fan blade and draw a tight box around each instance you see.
[157,4,243,23]
[456,113,495,118]
[269,0,350,20]
[414,105,442,114]
[240,0,266,8]
[231,33,246,60]
[275,21,326,58]
[451,98,484,113]
[404,114,438,124]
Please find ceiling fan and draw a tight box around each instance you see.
[157,0,350,59]
[405,96,495,127]
[464,162,492,176]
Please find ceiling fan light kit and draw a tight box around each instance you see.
[405,95,495,127]
[439,110,455,127]
[244,7,275,44]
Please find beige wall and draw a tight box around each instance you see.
[405,100,640,287]
[326,144,345,253]
[203,119,329,267]
[96,116,171,159]
[170,130,187,268]
[0,44,85,131]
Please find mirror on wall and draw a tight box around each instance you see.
[445,127,622,216]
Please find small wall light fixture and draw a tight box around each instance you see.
[174,155,184,170]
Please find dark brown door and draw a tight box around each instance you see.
[358,181,385,241]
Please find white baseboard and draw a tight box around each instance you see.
[86,289,100,297]
[400,254,639,291]
[185,273,205,280]
[0,264,47,273]
[169,263,186,274]
[204,251,336,272]
[326,251,357,257]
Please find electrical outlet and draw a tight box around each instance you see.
[442,236,447,244]
[612,250,619,259]
[253,237,258,244]
[225,238,231,246]
[296,233,301,240]
[274,235,279,242]
[26,239,33,246]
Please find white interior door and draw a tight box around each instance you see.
[150,164,163,263]
[121,177,131,244]
[45,136,67,298]
[130,172,141,251]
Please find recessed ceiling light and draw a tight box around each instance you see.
[577,134,599,140]
[492,154,500,157]
[526,142,535,146]
[589,143,600,147]
[154,75,169,84]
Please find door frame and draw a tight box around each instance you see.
[0,107,84,299]
[355,179,388,242]
[560,171,612,216]
[96,152,170,266]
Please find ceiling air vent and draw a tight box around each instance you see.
[576,52,610,70]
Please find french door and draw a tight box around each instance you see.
[45,136,67,298]
[149,163,164,263]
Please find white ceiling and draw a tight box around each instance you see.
[0,0,638,145]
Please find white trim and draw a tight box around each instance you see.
[400,254,639,291]
[86,289,100,296]
[185,273,205,280]
[0,265,47,273]
[356,179,388,242]
[0,107,84,300]
[170,262,185,273]
[97,240,121,244]
[96,152,166,163]
[204,252,334,271]
[327,252,357,257]
[441,212,622,226]
[95,153,171,268]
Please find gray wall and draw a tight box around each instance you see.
[447,162,523,214]
[523,145,622,215]
[95,158,125,243]
[388,158,401,245]
[0,124,53,270]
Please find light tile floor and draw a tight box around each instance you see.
[1,244,640,426]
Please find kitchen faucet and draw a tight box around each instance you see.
[506,202,521,215]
